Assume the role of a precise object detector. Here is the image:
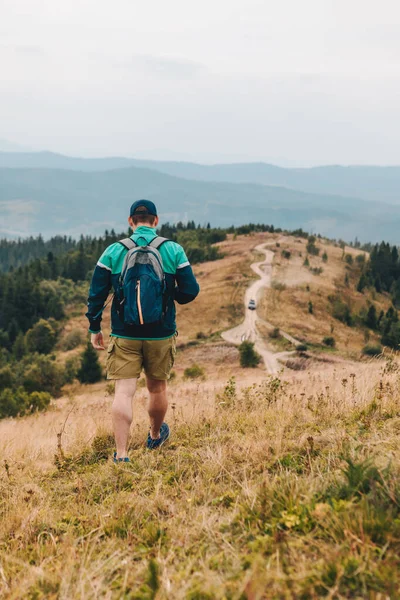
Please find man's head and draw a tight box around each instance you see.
[128,199,159,229]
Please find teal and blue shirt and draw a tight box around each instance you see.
[86,226,200,339]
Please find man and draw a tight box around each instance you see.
[86,200,200,461]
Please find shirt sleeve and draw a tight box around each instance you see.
[175,246,190,271]
[96,249,113,272]
[85,248,113,332]
[174,245,200,305]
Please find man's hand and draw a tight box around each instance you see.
[91,331,105,350]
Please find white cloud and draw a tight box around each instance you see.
[0,0,400,164]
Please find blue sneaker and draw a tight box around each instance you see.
[147,423,170,450]
[113,452,130,464]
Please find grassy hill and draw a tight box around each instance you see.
[2,165,400,242]
[1,363,400,598]
[1,232,400,597]
[257,236,381,358]
[0,233,400,600]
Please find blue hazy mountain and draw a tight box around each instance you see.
[1,165,400,242]
[1,151,400,204]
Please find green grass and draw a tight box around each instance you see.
[268,334,293,352]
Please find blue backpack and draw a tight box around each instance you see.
[117,236,168,326]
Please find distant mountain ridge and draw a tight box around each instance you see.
[1,150,400,204]
[0,139,33,153]
[0,151,134,171]
[1,164,400,243]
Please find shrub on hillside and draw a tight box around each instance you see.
[362,344,383,356]
[27,391,52,413]
[322,336,336,348]
[239,341,261,368]
[281,250,291,259]
[306,236,320,256]
[322,251,328,262]
[25,319,57,354]
[0,387,51,418]
[217,376,237,408]
[183,364,205,380]
[271,281,286,291]
[196,331,207,340]
[331,299,353,326]
[296,344,308,352]
[0,366,14,391]
[23,355,65,397]
[381,322,400,349]
[64,355,81,384]
[269,327,280,339]
[0,388,21,418]
[77,343,103,384]
[59,329,85,351]
[185,244,222,264]
[344,253,354,265]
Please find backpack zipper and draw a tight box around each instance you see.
[136,279,144,325]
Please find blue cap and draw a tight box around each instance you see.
[130,199,158,217]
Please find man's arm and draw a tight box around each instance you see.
[86,254,113,349]
[174,248,200,304]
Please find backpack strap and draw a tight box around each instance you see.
[118,238,137,250]
[149,236,169,250]
[149,236,169,317]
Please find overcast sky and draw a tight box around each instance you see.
[1,0,400,165]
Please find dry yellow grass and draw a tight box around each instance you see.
[259,236,389,356]
[1,358,400,598]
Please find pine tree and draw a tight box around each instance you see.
[306,236,319,256]
[357,273,368,293]
[365,305,377,330]
[7,319,19,346]
[382,321,400,349]
[391,279,400,308]
[13,332,26,359]
[77,343,103,383]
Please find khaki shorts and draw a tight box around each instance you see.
[106,335,176,381]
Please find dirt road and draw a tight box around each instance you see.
[222,241,297,374]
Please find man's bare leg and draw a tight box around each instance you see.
[146,378,168,439]
[112,378,137,458]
